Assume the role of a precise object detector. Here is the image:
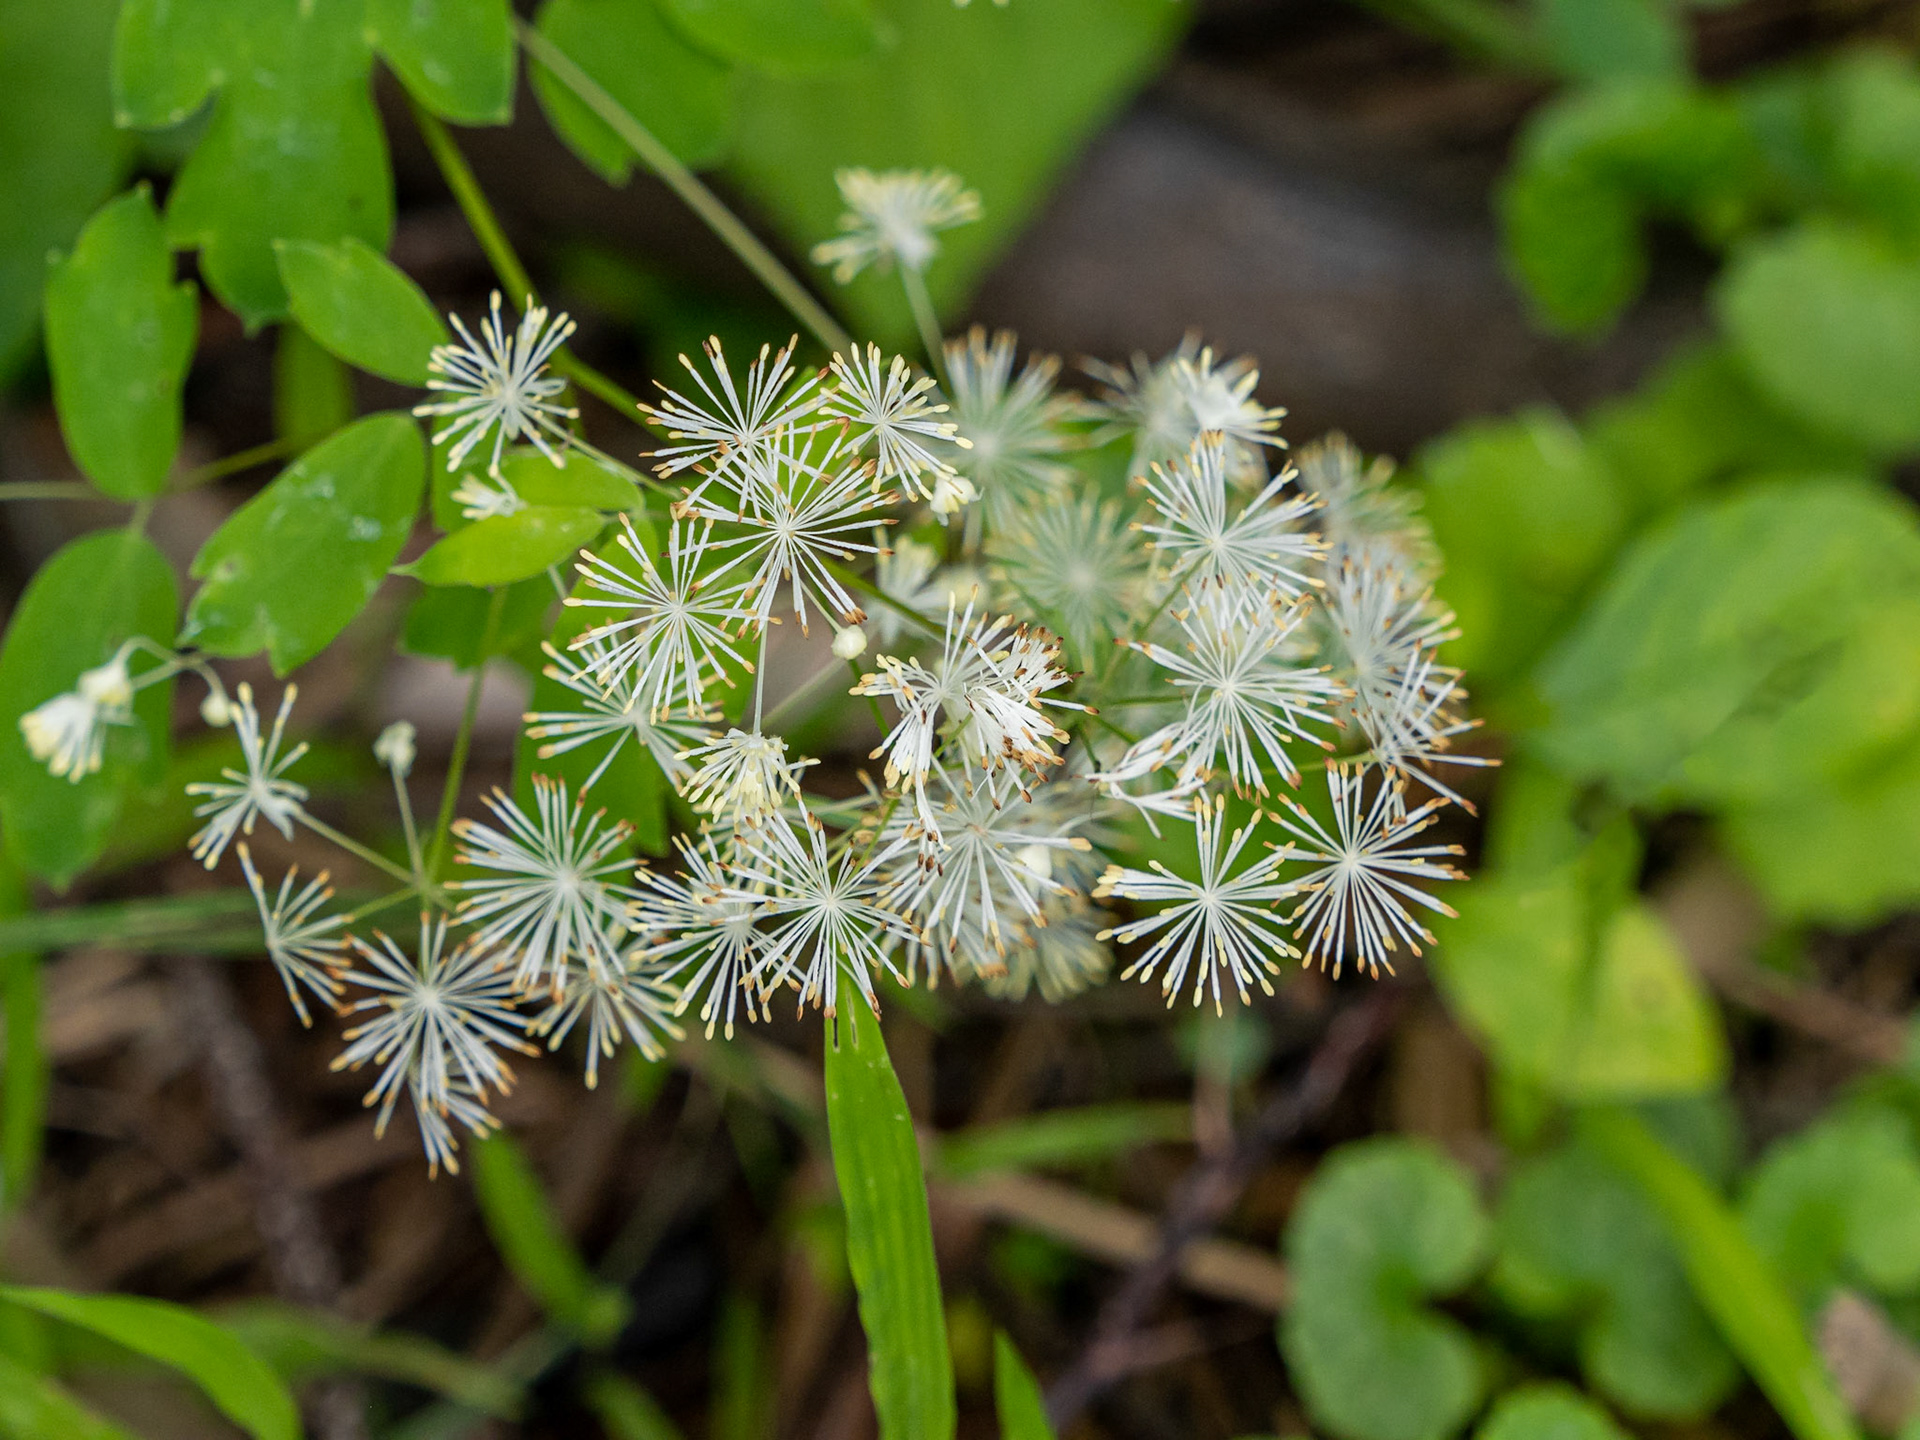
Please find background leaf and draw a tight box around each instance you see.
[934,1103,1191,1180]
[824,990,956,1440]
[1473,1384,1632,1440]
[275,237,449,385]
[182,412,425,673]
[994,1331,1058,1440]
[657,0,879,76]
[0,857,46,1208]
[368,0,515,126]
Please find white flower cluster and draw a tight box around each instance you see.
[13,173,1486,1174]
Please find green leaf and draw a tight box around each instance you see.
[469,1129,631,1344]
[658,0,879,75]
[1741,1103,1920,1306]
[368,0,515,126]
[0,528,177,885]
[1417,411,1628,689]
[1494,1141,1737,1417]
[824,990,956,1440]
[712,1294,770,1440]
[275,237,449,385]
[934,1103,1190,1180]
[44,186,195,500]
[122,0,393,326]
[530,0,733,181]
[1533,478,1920,805]
[273,321,354,450]
[726,0,1187,342]
[216,1300,521,1416]
[1718,223,1920,453]
[402,577,555,671]
[1580,1107,1860,1440]
[0,857,47,1208]
[1532,0,1687,84]
[1473,1384,1631,1440]
[406,507,608,587]
[183,413,425,673]
[0,0,129,376]
[993,1332,1057,1440]
[1499,163,1646,336]
[585,1371,685,1440]
[0,1285,299,1440]
[1280,1138,1490,1440]
[0,1351,135,1440]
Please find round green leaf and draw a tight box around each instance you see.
[659,0,878,75]
[1280,1138,1490,1440]
[1474,1385,1631,1440]
[367,0,514,126]
[0,528,177,885]
[183,412,426,673]
[44,186,197,499]
[530,0,732,181]
[275,237,448,385]
[1718,224,1920,453]
[405,506,607,587]
[1,1286,297,1440]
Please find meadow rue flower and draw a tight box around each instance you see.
[524,637,714,793]
[1095,795,1298,1011]
[679,728,816,827]
[333,915,532,1170]
[415,291,578,475]
[186,683,309,869]
[939,328,1079,533]
[990,495,1147,661]
[832,624,869,660]
[1359,651,1491,816]
[449,777,638,996]
[630,835,773,1040]
[19,649,136,782]
[821,344,964,496]
[1173,347,1287,479]
[1295,433,1437,583]
[811,167,982,282]
[640,335,823,488]
[986,902,1112,1002]
[1137,433,1324,602]
[1270,763,1466,979]
[412,1079,500,1179]
[373,720,417,778]
[450,472,526,521]
[1321,558,1460,739]
[531,933,683,1089]
[239,843,347,1029]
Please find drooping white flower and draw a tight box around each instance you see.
[681,427,892,632]
[567,515,754,717]
[811,167,981,283]
[722,811,919,1016]
[821,344,964,496]
[19,650,136,782]
[414,292,578,475]
[1138,434,1323,602]
[186,683,309,869]
[449,777,637,995]
[640,335,823,486]
[938,328,1078,534]
[679,728,816,827]
[1101,589,1341,794]
[531,931,684,1089]
[450,472,526,521]
[1270,764,1465,979]
[1094,796,1299,1011]
[523,637,714,793]
[630,835,772,1039]
[239,843,346,1029]
[332,916,532,1168]
[990,495,1148,661]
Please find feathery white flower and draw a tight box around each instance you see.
[1294,433,1436,583]
[186,683,309,869]
[449,777,636,995]
[1359,652,1492,815]
[640,335,822,485]
[414,292,578,475]
[19,650,136,782]
[523,637,713,793]
[990,495,1147,661]
[332,916,532,1167]
[811,167,981,282]
[531,933,683,1089]
[239,843,346,1029]
[1138,434,1322,601]
[939,328,1078,534]
[679,728,816,827]
[1270,764,1464,979]
[821,345,963,496]
[567,515,754,717]
[985,901,1112,1003]
[450,472,526,521]
[1174,348,1285,473]
[870,536,945,645]
[723,812,919,1016]
[1321,559,1459,738]
[631,835,772,1039]
[1088,339,1284,485]
[1095,797,1298,1011]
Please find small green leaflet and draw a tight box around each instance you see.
[366,0,515,126]
[183,412,425,673]
[406,508,609,587]
[1475,1385,1632,1440]
[0,1286,299,1440]
[275,237,449,386]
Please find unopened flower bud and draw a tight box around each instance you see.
[374,720,417,779]
[831,625,868,660]
[929,471,977,516]
[200,689,233,728]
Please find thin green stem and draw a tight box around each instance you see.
[334,887,421,930]
[515,20,853,357]
[428,587,508,880]
[177,435,300,489]
[763,654,851,731]
[296,810,425,891]
[900,267,948,385]
[0,482,98,502]
[407,96,650,421]
[392,769,425,884]
[826,559,938,637]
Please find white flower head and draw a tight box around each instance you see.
[990,495,1148,662]
[811,167,982,282]
[412,1079,501,1179]
[239,843,347,1029]
[1138,433,1324,603]
[938,328,1079,535]
[332,915,533,1171]
[871,535,944,645]
[450,472,526,521]
[373,720,417,779]
[821,344,964,497]
[985,901,1113,1002]
[531,933,684,1089]
[1321,558,1459,740]
[631,835,773,1039]
[414,292,578,475]
[679,728,817,828]
[186,683,309,869]
[1271,763,1465,979]
[524,637,715,794]
[1087,337,1284,485]
[1359,652,1493,816]
[929,470,979,517]
[1173,348,1286,480]
[1095,795,1299,1012]
[19,649,137,783]
[1294,433,1436,583]
[640,335,823,487]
